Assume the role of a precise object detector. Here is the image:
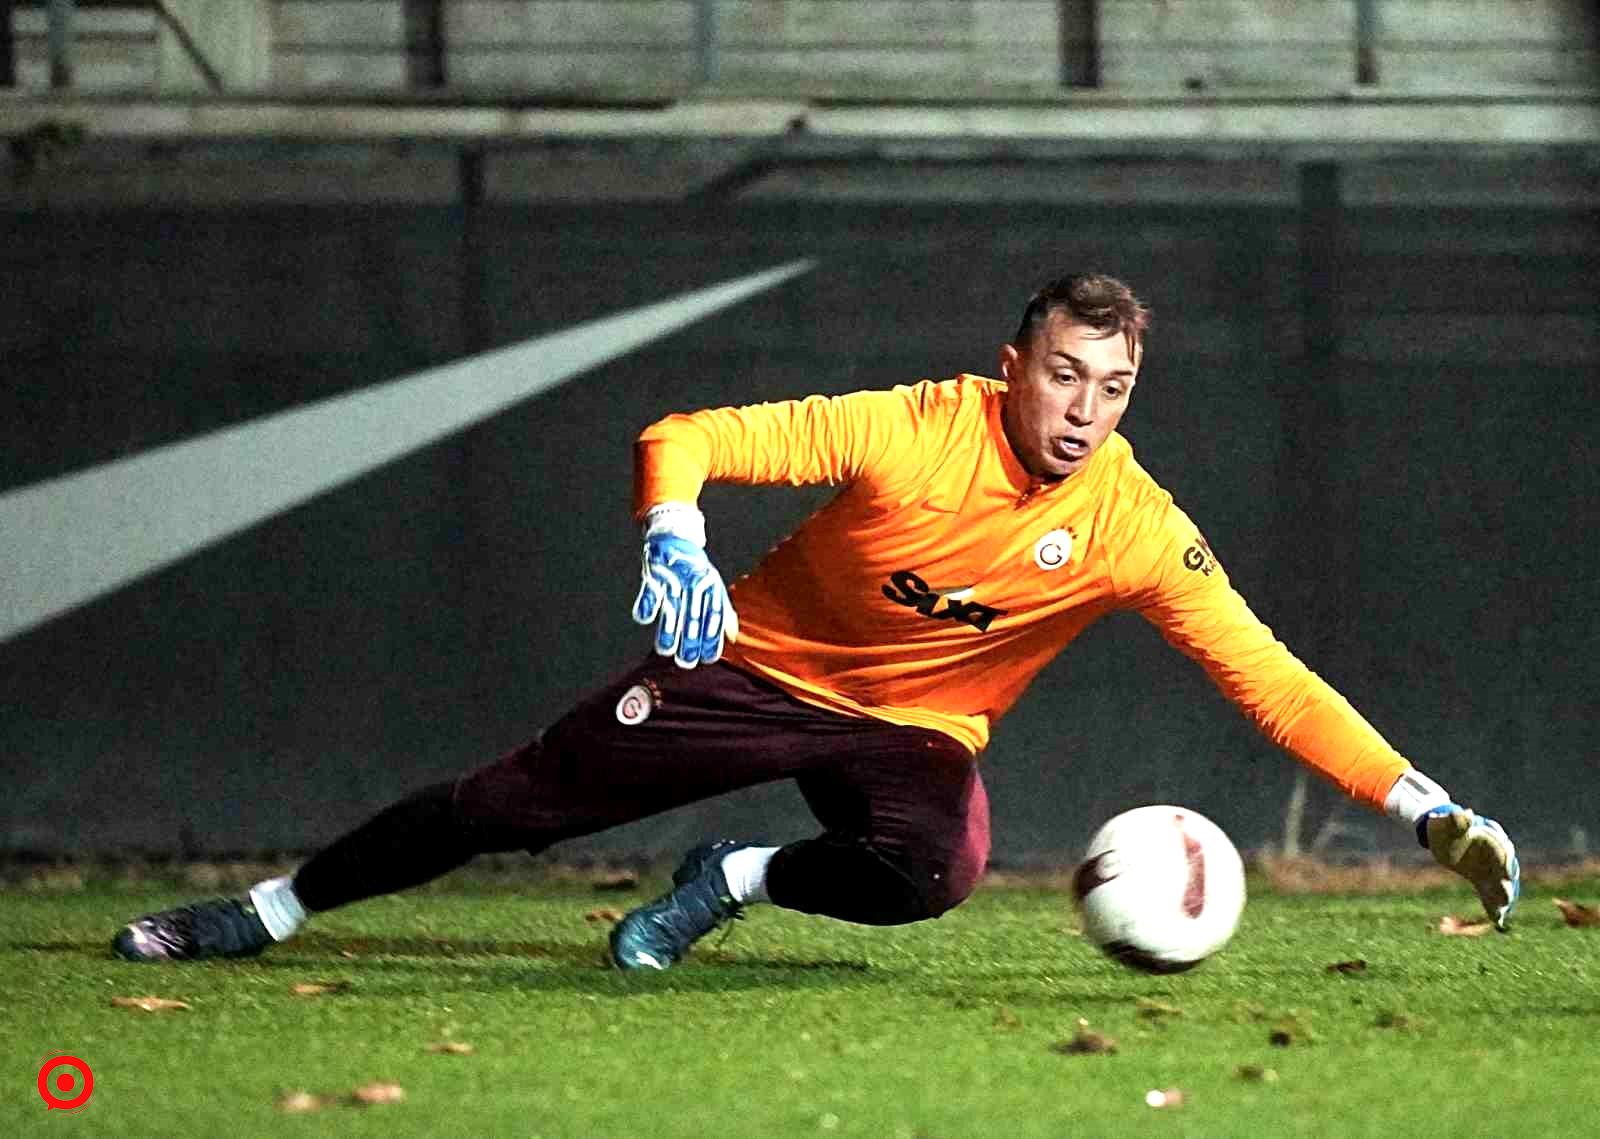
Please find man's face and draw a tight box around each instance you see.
[999,310,1139,481]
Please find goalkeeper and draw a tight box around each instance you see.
[113,273,1519,970]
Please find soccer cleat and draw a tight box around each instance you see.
[609,841,753,971]
[112,897,273,962]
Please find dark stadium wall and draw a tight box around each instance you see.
[3,199,1595,862]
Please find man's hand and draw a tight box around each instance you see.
[1420,806,1520,931]
[631,504,738,669]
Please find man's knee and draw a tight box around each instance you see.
[920,852,985,919]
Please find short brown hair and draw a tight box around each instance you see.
[1012,273,1151,359]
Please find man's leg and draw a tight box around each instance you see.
[290,780,528,912]
[112,657,827,962]
[110,778,532,963]
[609,720,989,969]
[768,730,989,924]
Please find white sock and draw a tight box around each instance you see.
[248,875,309,942]
[720,846,779,905]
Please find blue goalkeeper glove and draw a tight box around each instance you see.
[1418,805,1520,931]
[630,503,738,669]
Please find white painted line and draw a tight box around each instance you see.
[0,259,816,642]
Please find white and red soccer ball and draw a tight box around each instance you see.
[1071,805,1247,973]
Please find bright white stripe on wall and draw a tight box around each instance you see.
[0,259,815,643]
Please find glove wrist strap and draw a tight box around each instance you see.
[641,501,707,548]
[1383,768,1451,833]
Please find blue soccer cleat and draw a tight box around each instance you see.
[112,897,273,962]
[609,841,754,971]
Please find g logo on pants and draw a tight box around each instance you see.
[615,684,655,726]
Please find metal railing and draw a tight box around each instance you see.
[8,0,223,90]
[5,0,1596,98]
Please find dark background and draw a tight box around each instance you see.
[3,180,1596,864]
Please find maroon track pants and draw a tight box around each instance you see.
[453,656,991,925]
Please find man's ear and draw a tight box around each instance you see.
[999,342,1021,382]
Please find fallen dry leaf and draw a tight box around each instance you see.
[1325,959,1368,974]
[1236,1065,1279,1083]
[426,1040,475,1055]
[1050,1022,1118,1055]
[1438,915,1494,937]
[1373,1010,1417,1030]
[1554,898,1600,928]
[1268,1012,1317,1047]
[591,872,640,892]
[111,995,191,1012]
[274,1082,406,1112]
[584,908,625,924]
[291,980,353,997]
[1144,1087,1186,1109]
[275,1090,326,1114]
[991,1006,1023,1031]
[349,1082,405,1106]
[1135,997,1184,1020]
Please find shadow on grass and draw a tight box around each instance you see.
[17,938,126,959]
[266,935,886,996]
[13,932,611,963]
[269,931,610,963]
[14,932,887,997]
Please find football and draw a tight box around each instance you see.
[1071,804,1247,973]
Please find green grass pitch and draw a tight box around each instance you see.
[2,868,1596,1137]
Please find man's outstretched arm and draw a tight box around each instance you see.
[628,386,931,668]
[1118,499,1522,930]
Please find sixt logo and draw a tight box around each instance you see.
[881,570,1006,632]
[1182,534,1218,576]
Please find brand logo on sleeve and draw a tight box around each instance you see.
[1182,534,1218,576]
[881,570,1006,632]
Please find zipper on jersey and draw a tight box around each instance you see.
[1014,482,1043,508]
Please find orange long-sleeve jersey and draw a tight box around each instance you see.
[634,375,1408,812]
